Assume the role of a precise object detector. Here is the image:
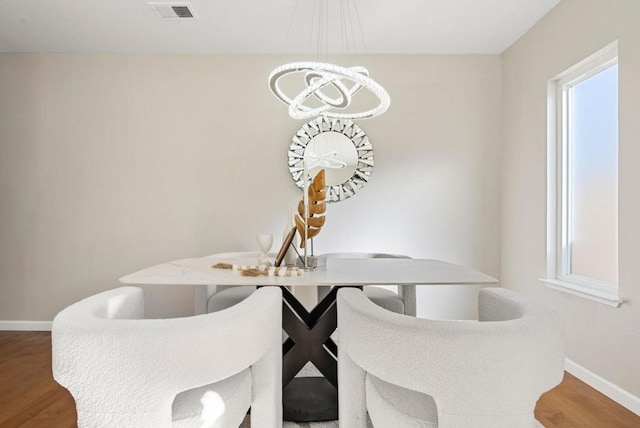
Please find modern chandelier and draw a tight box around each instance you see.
[268,0,390,120]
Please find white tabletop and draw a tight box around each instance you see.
[119,255,497,287]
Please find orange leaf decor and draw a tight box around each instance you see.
[295,169,326,248]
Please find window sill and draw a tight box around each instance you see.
[540,278,622,308]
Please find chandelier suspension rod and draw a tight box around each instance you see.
[268,0,390,121]
[351,0,367,53]
[281,0,300,54]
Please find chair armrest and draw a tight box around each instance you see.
[53,287,282,411]
[337,288,563,408]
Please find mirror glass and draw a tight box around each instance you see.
[288,117,374,202]
[305,132,358,186]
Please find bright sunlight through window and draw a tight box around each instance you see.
[544,42,621,307]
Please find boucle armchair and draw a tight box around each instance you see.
[52,286,282,428]
[321,252,415,316]
[337,287,563,428]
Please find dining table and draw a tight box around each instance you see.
[119,254,498,422]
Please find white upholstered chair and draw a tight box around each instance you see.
[337,287,564,428]
[52,286,282,428]
[321,252,416,316]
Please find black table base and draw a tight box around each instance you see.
[279,285,361,422]
[283,377,338,422]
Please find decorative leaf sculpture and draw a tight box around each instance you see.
[295,169,326,248]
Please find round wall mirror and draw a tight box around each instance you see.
[288,117,374,202]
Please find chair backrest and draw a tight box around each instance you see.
[322,252,414,314]
[52,286,282,427]
[337,287,564,427]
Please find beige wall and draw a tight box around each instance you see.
[0,54,502,320]
[502,0,640,398]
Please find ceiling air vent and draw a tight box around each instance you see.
[149,2,198,20]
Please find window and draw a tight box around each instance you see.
[544,42,621,307]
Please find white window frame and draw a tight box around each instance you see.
[542,41,622,307]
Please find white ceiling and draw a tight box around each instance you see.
[0,0,561,54]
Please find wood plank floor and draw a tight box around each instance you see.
[1,331,639,428]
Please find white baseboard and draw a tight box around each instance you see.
[0,320,52,331]
[566,358,640,416]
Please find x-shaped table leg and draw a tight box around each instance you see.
[281,285,361,388]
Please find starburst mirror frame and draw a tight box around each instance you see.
[288,117,374,202]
